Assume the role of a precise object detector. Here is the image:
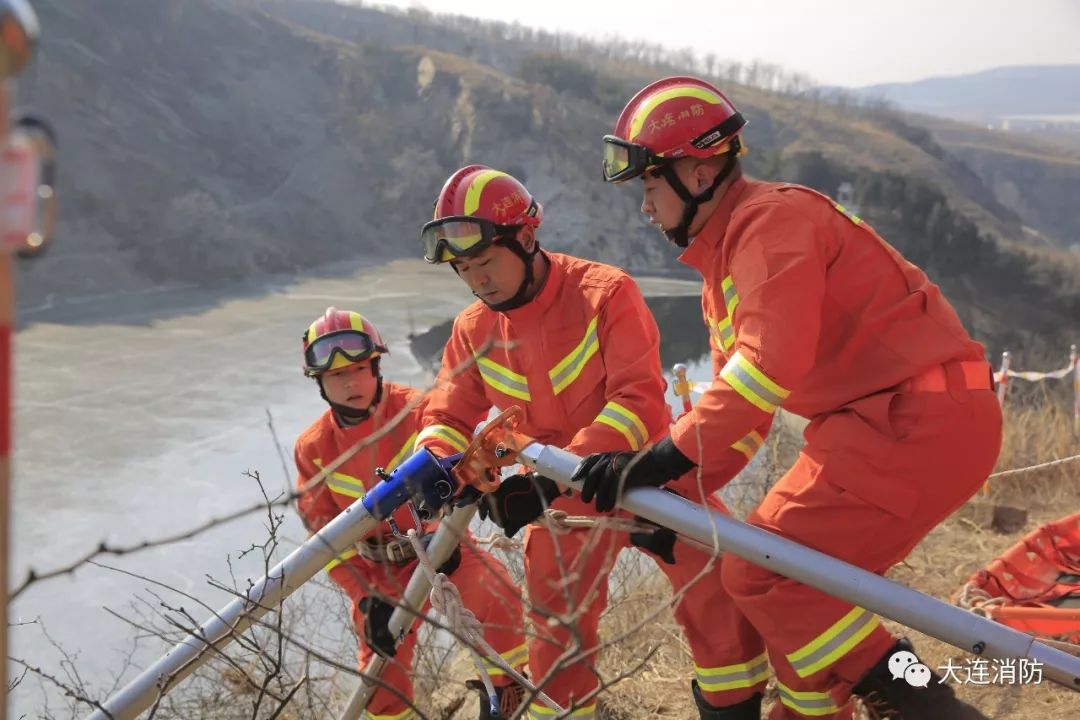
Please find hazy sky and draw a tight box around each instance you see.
[363,0,1080,87]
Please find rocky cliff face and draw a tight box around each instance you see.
[15,0,680,310]
[12,0,1077,354]
[945,145,1080,250]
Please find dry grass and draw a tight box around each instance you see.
[431,395,1080,719]
[891,392,1080,720]
[147,394,1079,719]
[580,393,1080,720]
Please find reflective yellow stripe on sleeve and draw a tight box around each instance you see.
[707,314,736,353]
[719,351,790,413]
[386,432,418,472]
[312,458,366,499]
[594,401,648,451]
[416,424,469,453]
[730,430,764,461]
[721,275,740,316]
[707,275,739,353]
[834,203,863,225]
[716,316,735,351]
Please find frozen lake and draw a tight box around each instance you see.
[7,259,711,717]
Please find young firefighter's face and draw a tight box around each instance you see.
[639,158,714,239]
[320,359,378,409]
[450,242,527,306]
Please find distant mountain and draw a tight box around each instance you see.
[13,0,1078,355]
[846,65,1080,129]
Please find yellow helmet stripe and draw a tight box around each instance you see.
[628,87,725,142]
[348,312,366,333]
[463,169,508,216]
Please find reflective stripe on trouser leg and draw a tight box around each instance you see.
[786,607,882,679]
[658,488,769,706]
[481,642,529,677]
[369,709,418,720]
[695,652,770,692]
[774,681,841,718]
[523,525,620,714]
[528,702,596,719]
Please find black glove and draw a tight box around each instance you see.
[478,472,562,537]
[629,520,678,565]
[575,437,695,513]
[357,595,397,658]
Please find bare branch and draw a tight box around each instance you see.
[7,657,115,719]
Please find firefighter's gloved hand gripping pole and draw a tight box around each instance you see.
[470,407,1080,694]
[87,448,467,720]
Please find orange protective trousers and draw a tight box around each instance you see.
[707,369,1001,718]
[350,540,527,720]
[522,472,749,720]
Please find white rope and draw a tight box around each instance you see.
[473,509,658,550]
[955,581,1008,611]
[405,530,565,715]
[541,509,651,534]
[471,534,522,552]
[988,453,1080,480]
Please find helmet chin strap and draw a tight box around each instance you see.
[479,242,546,313]
[318,358,383,425]
[658,145,740,248]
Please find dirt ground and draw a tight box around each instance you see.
[423,400,1080,720]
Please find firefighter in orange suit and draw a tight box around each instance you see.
[416,165,758,719]
[575,75,1001,720]
[294,308,527,720]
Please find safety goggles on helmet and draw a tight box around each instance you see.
[421,215,522,264]
[603,111,747,184]
[303,330,379,376]
[602,135,665,184]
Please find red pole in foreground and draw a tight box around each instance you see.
[0,215,9,720]
[0,3,51,718]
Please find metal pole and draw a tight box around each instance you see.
[87,507,382,720]
[996,350,1011,407]
[338,504,477,720]
[513,441,1080,692]
[1070,344,1078,438]
[0,251,10,720]
[1,5,46,717]
[88,448,458,720]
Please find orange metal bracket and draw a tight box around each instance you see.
[452,406,537,494]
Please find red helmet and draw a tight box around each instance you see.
[603,76,746,184]
[422,165,543,263]
[301,307,388,376]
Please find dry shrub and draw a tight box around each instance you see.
[123,393,1080,719]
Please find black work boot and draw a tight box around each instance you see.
[467,678,526,720]
[692,680,762,719]
[851,638,990,719]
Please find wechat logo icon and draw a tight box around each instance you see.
[889,649,932,688]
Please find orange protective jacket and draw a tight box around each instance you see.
[417,252,671,506]
[671,176,988,470]
[294,382,424,600]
